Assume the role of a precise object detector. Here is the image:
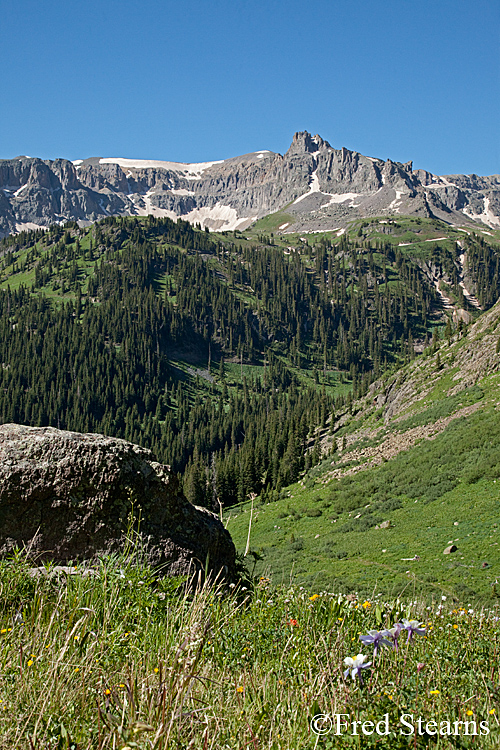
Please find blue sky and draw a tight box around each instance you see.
[1,0,499,175]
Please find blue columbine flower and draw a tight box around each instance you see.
[382,622,403,650]
[343,654,372,682]
[401,618,426,642]
[359,629,391,657]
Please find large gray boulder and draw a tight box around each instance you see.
[0,424,236,579]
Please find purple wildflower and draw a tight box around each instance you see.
[401,618,426,642]
[359,629,391,658]
[382,622,403,651]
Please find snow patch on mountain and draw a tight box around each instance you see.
[170,188,195,196]
[124,193,256,231]
[15,222,45,233]
[327,192,362,206]
[462,197,500,229]
[293,168,362,208]
[99,157,224,175]
[179,204,257,232]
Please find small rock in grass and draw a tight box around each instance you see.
[443,544,458,554]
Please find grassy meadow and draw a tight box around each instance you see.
[0,546,499,749]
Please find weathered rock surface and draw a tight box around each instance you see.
[0,424,236,578]
[1,131,499,236]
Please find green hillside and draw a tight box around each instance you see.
[226,296,500,601]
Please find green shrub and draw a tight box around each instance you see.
[305,508,322,517]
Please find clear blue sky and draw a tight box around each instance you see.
[1,0,499,175]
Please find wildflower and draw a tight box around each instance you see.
[343,654,371,682]
[430,690,440,695]
[466,710,473,716]
[401,619,426,642]
[489,709,495,715]
[453,624,459,629]
[382,622,403,651]
[359,630,391,658]
[236,686,244,693]
[74,667,80,672]
[153,668,159,673]
[0,629,6,634]
[362,601,371,609]
[27,660,33,667]
[289,619,298,627]
[309,594,319,601]
[104,689,111,695]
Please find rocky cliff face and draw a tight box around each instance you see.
[0,424,236,578]
[1,132,499,236]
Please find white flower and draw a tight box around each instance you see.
[343,654,372,681]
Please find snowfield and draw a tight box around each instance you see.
[99,157,225,176]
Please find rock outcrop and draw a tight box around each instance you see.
[0,424,236,579]
[1,132,499,236]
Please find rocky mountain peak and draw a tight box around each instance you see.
[1,132,499,236]
[286,131,331,156]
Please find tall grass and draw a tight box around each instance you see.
[0,547,498,748]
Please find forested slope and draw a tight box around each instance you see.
[0,215,499,507]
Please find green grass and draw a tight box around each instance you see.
[226,404,500,601]
[0,545,499,749]
[249,210,296,233]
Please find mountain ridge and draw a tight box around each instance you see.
[1,131,499,237]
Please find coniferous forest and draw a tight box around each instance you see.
[0,215,499,507]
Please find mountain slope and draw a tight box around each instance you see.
[1,132,500,237]
[225,296,500,601]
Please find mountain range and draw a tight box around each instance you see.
[1,131,500,238]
